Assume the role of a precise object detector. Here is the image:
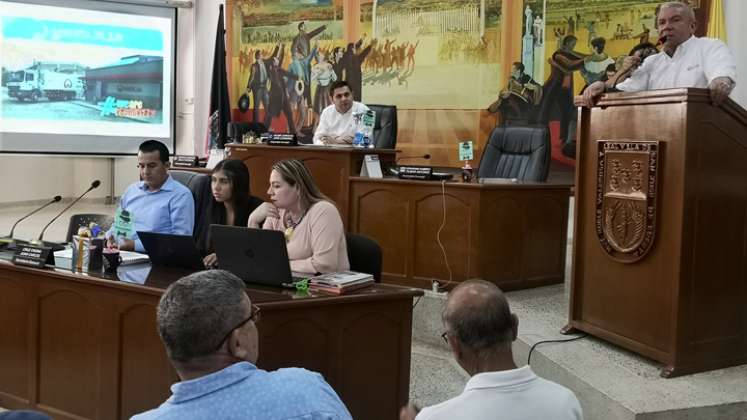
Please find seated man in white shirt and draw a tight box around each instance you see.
[579,1,736,107]
[399,279,583,420]
[313,80,370,145]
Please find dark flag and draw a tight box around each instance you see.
[206,4,231,152]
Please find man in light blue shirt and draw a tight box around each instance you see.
[131,270,352,420]
[107,140,194,252]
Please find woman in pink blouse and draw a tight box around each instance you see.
[247,159,349,274]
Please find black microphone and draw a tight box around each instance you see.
[3,195,62,240]
[34,180,101,249]
[396,153,431,164]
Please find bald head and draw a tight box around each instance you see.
[443,280,516,355]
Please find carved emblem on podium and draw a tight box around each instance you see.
[596,141,659,263]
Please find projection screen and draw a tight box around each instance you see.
[0,0,177,154]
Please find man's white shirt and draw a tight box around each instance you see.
[313,102,370,145]
[617,36,736,92]
[415,366,583,420]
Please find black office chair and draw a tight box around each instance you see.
[476,125,551,182]
[170,170,212,233]
[65,214,114,242]
[346,233,382,283]
[368,104,398,149]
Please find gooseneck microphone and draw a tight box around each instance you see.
[35,180,101,245]
[395,153,431,164]
[4,195,62,240]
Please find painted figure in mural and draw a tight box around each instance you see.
[579,1,736,107]
[246,50,270,125]
[538,35,586,158]
[291,22,327,61]
[406,41,420,72]
[487,62,542,125]
[291,22,327,106]
[331,47,345,82]
[581,37,615,86]
[635,23,651,45]
[288,47,317,135]
[525,6,533,35]
[311,51,337,127]
[265,44,298,135]
[341,39,376,101]
[533,16,544,45]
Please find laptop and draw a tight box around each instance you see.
[210,225,309,287]
[137,231,205,270]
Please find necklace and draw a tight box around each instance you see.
[284,211,307,241]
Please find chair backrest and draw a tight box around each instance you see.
[476,125,551,182]
[170,170,212,233]
[368,104,398,149]
[66,214,114,243]
[345,233,382,283]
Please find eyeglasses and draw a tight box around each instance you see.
[441,331,449,345]
[215,304,261,350]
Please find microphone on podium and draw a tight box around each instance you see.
[395,153,431,164]
[3,195,62,241]
[33,180,101,251]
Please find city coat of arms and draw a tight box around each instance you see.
[596,141,660,263]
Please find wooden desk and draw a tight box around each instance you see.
[349,177,571,290]
[225,144,397,224]
[0,257,421,420]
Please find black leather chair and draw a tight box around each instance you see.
[367,104,398,149]
[346,233,382,283]
[170,170,212,234]
[65,214,114,242]
[476,125,551,182]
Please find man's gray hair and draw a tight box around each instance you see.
[658,2,696,22]
[443,279,514,355]
[157,270,248,361]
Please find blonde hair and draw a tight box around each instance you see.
[272,159,330,211]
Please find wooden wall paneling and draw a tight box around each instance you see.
[352,186,411,282]
[396,109,496,168]
[0,275,29,405]
[340,305,405,420]
[350,178,570,290]
[36,288,107,419]
[119,303,176,419]
[412,190,473,285]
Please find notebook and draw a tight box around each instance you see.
[210,225,310,287]
[137,231,205,270]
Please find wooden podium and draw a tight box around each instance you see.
[566,88,747,377]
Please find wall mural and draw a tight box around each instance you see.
[228,0,708,166]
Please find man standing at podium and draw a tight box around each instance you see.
[580,1,736,107]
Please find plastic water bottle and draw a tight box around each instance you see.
[353,112,364,147]
[361,110,376,148]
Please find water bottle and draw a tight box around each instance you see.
[353,112,364,147]
[361,110,376,148]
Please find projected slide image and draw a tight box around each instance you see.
[0,1,173,138]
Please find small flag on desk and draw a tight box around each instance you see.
[205,4,231,154]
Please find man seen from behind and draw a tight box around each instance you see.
[131,270,352,420]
